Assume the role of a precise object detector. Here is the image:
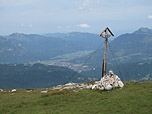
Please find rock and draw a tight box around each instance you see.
[65,83,76,86]
[86,84,93,89]
[92,84,98,89]
[113,82,119,87]
[98,86,104,90]
[105,84,112,90]
[92,70,124,90]
[52,70,124,91]
[73,90,78,92]
[118,81,124,88]
[11,89,16,92]
[26,90,32,92]
[41,90,48,93]
[52,83,93,91]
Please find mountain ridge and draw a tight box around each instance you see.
[0,32,103,63]
[70,27,152,67]
[134,27,152,34]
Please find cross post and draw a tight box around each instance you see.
[99,27,114,77]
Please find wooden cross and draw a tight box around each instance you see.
[99,27,114,77]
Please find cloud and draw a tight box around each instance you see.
[20,23,32,28]
[77,24,90,28]
[148,15,152,19]
[78,0,92,11]
[82,0,90,6]
[28,24,32,28]
[77,0,102,12]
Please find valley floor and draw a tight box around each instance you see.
[0,81,152,114]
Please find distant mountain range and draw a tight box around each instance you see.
[0,32,103,63]
[1,27,152,65]
[71,27,152,67]
[1,28,152,89]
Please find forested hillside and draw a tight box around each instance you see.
[0,62,152,89]
[81,62,152,81]
[0,64,87,89]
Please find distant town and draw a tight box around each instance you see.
[48,62,92,72]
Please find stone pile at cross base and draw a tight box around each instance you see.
[92,70,124,90]
[52,70,124,91]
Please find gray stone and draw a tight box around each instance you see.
[92,70,124,90]
[105,84,112,90]
[52,70,124,91]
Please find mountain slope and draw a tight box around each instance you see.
[0,32,103,63]
[0,64,88,89]
[0,62,152,89]
[0,36,26,63]
[71,28,152,67]
[81,62,152,81]
[109,28,152,63]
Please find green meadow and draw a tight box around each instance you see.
[0,81,152,114]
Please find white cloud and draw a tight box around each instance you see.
[20,24,32,28]
[77,0,102,11]
[78,0,92,11]
[82,0,90,6]
[148,15,152,19]
[77,24,90,28]
[28,24,32,28]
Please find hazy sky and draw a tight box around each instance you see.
[0,0,152,36]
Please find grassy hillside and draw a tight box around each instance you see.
[0,81,152,114]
